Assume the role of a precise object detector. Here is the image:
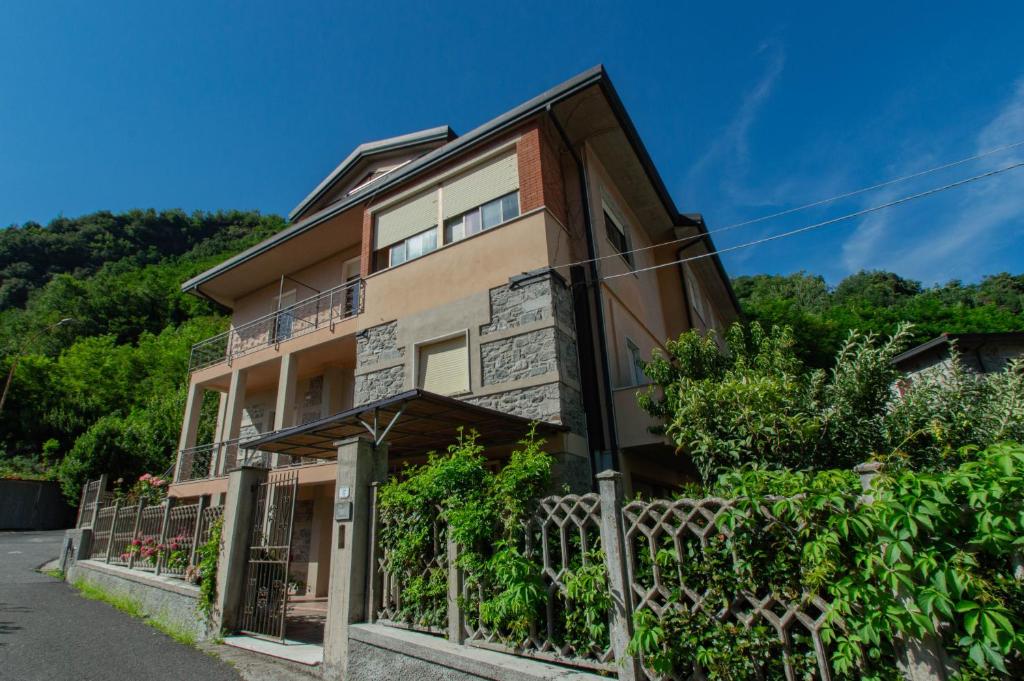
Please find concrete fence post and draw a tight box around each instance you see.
[323,437,388,681]
[127,500,145,570]
[189,495,209,568]
[105,500,121,564]
[854,461,952,681]
[366,482,381,624]
[447,532,466,645]
[596,470,642,681]
[155,497,174,576]
[215,465,269,633]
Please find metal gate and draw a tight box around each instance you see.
[238,470,298,641]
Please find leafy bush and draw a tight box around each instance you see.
[641,321,1023,483]
[628,443,1024,679]
[640,322,910,482]
[196,516,223,619]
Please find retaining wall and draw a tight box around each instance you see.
[66,559,211,642]
[0,479,73,530]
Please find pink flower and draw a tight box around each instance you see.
[140,473,152,481]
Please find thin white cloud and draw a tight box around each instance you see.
[840,78,1024,283]
[687,43,785,207]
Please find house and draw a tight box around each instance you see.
[893,331,1024,387]
[165,65,738,638]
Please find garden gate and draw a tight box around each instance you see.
[238,470,298,641]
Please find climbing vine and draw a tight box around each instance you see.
[377,426,611,657]
[627,442,1024,679]
[195,516,222,619]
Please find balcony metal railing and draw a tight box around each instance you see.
[175,438,326,483]
[189,278,364,371]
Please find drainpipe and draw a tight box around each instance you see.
[548,107,622,473]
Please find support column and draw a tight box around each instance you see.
[597,470,642,681]
[175,382,206,482]
[273,353,298,467]
[210,391,229,477]
[221,368,248,473]
[323,437,388,680]
[214,464,268,633]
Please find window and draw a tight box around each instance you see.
[444,191,520,245]
[417,335,469,395]
[685,266,708,329]
[386,227,437,268]
[604,210,632,265]
[626,337,646,386]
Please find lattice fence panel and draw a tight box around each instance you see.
[375,504,447,635]
[132,504,166,571]
[622,497,836,681]
[108,504,140,565]
[462,492,615,673]
[197,505,223,547]
[162,503,200,576]
[89,506,116,559]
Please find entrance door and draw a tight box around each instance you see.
[238,470,298,641]
[274,290,297,342]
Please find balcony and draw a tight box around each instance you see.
[189,279,363,371]
[175,439,322,483]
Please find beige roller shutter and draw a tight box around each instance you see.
[374,189,438,250]
[418,336,469,395]
[442,151,519,219]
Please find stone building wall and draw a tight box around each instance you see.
[354,321,406,406]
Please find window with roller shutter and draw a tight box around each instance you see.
[417,335,470,396]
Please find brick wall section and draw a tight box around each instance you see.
[360,210,373,278]
[517,126,545,215]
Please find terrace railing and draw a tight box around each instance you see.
[188,278,364,371]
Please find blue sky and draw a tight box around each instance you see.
[2,1,1023,285]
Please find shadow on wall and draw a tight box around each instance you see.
[0,480,74,530]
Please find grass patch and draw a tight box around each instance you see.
[42,568,64,580]
[70,578,197,646]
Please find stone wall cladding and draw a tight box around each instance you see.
[357,321,404,368]
[480,328,558,386]
[466,384,562,425]
[559,383,587,437]
[479,277,555,336]
[354,365,405,406]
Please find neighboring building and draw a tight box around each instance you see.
[167,66,739,598]
[893,332,1024,388]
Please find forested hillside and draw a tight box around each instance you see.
[733,270,1024,368]
[0,210,285,498]
[1,209,1021,502]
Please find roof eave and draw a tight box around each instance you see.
[182,65,607,297]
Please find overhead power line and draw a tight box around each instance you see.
[600,160,1024,282]
[554,139,1024,272]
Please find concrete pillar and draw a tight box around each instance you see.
[210,391,229,476]
[273,354,298,431]
[597,470,642,681]
[175,382,206,482]
[272,354,299,467]
[222,368,249,472]
[323,437,388,680]
[214,464,268,632]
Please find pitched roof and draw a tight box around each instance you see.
[181,65,738,312]
[288,125,456,222]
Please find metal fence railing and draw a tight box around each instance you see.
[75,477,222,583]
[188,278,364,371]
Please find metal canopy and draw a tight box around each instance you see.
[242,389,566,459]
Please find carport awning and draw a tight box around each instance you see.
[241,389,566,458]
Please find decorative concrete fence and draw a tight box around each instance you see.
[366,467,967,681]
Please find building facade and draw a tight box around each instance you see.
[167,67,739,596]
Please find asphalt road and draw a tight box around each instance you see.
[0,530,242,681]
